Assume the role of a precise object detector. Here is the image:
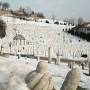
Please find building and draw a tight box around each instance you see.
[78,22,90,34]
[13,34,26,54]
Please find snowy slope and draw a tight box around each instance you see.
[0,16,90,61]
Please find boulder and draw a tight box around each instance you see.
[27,72,43,89]
[25,61,54,90]
[36,61,48,74]
[32,73,52,90]
[60,68,80,90]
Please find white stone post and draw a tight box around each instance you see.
[37,56,40,61]
[56,51,60,65]
[48,47,52,63]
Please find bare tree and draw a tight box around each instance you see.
[19,6,24,12]
[52,15,56,22]
[23,6,32,16]
[2,2,10,10]
[78,17,84,25]
[37,12,45,18]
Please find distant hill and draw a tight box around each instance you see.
[0,9,12,16]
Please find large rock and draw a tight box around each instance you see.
[25,61,54,90]
[27,72,43,89]
[36,61,48,74]
[32,73,52,90]
[60,68,80,90]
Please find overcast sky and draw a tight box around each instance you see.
[1,0,90,21]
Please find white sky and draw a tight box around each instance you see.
[1,0,90,21]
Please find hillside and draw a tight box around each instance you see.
[0,10,12,16]
[0,16,89,60]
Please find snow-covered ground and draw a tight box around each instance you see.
[0,55,90,90]
[0,16,90,89]
[0,16,90,60]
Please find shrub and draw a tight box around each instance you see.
[37,12,45,18]
[45,20,49,23]
[54,21,59,25]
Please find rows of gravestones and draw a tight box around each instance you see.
[0,17,90,90]
[0,19,90,59]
